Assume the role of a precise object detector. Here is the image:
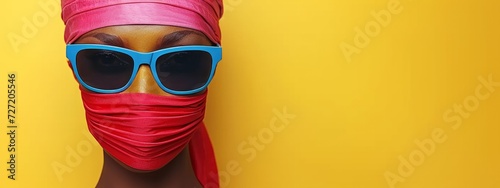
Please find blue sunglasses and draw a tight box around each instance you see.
[66,44,222,95]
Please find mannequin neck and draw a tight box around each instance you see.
[96,147,202,188]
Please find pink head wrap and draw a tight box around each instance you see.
[61,0,223,44]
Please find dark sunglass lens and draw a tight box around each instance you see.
[156,50,212,91]
[76,49,134,90]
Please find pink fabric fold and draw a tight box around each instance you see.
[61,0,223,44]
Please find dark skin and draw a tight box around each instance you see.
[74,25,212,188]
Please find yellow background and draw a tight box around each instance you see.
[1,0,499,187]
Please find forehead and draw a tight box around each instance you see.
[75,25,212,51]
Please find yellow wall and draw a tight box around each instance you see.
[1,0,499,187]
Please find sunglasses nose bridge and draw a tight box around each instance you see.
[136,53,154,66]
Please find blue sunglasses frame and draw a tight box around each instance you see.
[66,44,222,95]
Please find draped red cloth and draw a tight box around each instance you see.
[81,88,219,187]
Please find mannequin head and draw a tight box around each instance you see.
[61,1,223,187]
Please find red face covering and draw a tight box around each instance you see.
[80,88,219,186]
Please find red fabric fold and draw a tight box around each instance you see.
[81,88,219,187]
